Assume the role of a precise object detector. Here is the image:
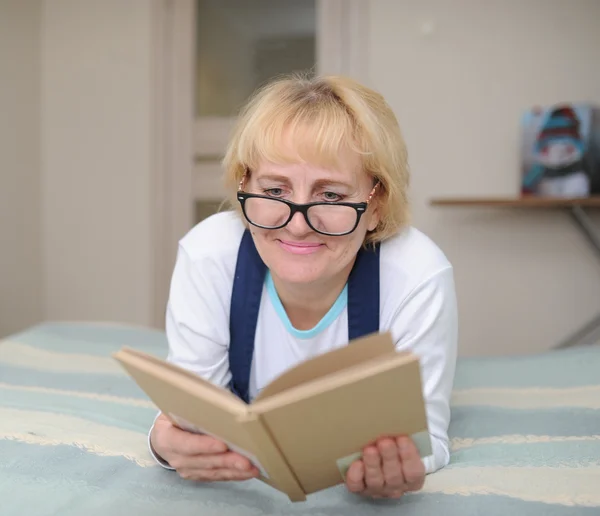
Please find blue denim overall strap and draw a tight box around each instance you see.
[228,229,380,403]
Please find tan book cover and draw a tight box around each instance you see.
[113,331,432,502]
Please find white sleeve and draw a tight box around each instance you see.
[148,244,233,468]
[388,266,458,475]
[148,412,175,470]
[164,245,232,386]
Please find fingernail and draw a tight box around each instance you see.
[235,462,248,470]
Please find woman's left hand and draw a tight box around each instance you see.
[345,435,425,499]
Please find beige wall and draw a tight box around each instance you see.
[41,0,155,327]
[0,0,43,337]
[369,0,600,355]
[3,0,599,353]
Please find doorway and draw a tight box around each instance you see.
[152,0,368,326]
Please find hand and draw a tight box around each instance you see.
[150,414,260,482]
[345,436,425,499]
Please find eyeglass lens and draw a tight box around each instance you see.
[244,197,358,235]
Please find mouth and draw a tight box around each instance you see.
[277,239,324,255]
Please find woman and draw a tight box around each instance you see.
[149,74,458,500]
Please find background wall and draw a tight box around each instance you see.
[0,0,43,337]
[2,0,599,355]
[41,0,155,327]
[368,0,600,355]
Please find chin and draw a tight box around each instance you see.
[268,257,325,285]
[253,233,342,285]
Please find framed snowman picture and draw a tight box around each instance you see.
[520,103,600,198]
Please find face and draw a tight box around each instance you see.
[244,152,380,287]
[537,139,582,168]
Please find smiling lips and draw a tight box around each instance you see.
[277,239,324,255]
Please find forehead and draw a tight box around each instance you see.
[254,159,362,184]
[251,125,364,182]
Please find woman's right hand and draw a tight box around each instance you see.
[150,413,260,482]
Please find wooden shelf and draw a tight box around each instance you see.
[430,196,600,208]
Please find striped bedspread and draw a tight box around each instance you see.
[1,323,599,516]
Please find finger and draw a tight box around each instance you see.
[377,438,405,490]
[170,451,252,472]
[397,436,425,491]
[345,460,365,493]
[178,467,260,482]
[362,445,385,491]
[197,451,253,471]
[385,489,405,499]
[167,426,228,456]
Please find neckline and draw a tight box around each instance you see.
[265,271,348,340]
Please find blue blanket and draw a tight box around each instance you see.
[1,323,599,515]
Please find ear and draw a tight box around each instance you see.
[365,179,382,232]
[366,202,381,232]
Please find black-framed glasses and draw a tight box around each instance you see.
[236,178,379,237]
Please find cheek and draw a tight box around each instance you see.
[325,231,365,264]
[249,229,277,262]
[251,227,272,241]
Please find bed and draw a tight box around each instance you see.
[1,322,599,516]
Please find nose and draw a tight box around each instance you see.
[285,210,313,237]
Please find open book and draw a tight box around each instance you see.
[113,331,432,502]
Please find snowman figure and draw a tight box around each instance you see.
[523,105,590,197]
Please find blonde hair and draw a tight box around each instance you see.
[221,73,410,243]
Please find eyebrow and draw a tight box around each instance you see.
[255,174,291,184]
[255,174,355,190]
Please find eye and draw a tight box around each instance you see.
[322,191,343,202]
[264,188,284,197]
